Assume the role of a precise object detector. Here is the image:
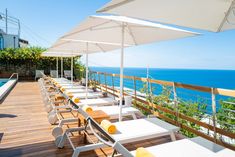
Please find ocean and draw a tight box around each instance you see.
[90,67,235,113]
[90,67,235,89]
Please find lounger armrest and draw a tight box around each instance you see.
[190,137,224,152]
[147,114,155,118]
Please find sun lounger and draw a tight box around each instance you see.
[72,92,103,99]
[92,106,139,119]
[76,97,116,106]
[53,78,69,82]
[66,88,93,93]
[126,137,235,157]
[59,85,85,89]
[109,118,178,143]
[50,70,58,78]
[55,117,179,157]
[51,97,120,137]
[49,97,117,125]
[52,98,139,130]
[35,70,44,80]
[64,70,72,79]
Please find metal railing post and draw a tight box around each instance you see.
[149,79,153,97]
[133,77,137,103]
[173,82,179,124]
[211,87,217,142]
[104,73,107,92]
[112,74,115,98]
[98,72,102,91]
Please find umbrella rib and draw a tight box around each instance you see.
[61,20,113,38]
[95,43,106,52]
[61,39,134,47]
[91,25,121,31]
[126,24,137,45]
[218,0,235,32]
[97,0,134,12]
[49,49,79,53]
[51,40,71,49]
[111,20,137,45]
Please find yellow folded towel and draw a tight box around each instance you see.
[65,92,74,99]
[55,94,65,101]
[57,84,62,88]
[48,86,54,90]
[72,97,80,103]
[136,147,154,157]
[100,120,116,134]
[60,87,66,92]
[82,105,93,113]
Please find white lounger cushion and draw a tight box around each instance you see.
[53,78,70,82]
[131,138,235,157]
[77,98,116,106]
[131,139,215,157]
[59,83,77,85]
[61,85,85,89]
[72,92,102,99]
[111,118,179,143]
[93,106,139,118]
[215,149,235,157]
[66,88,93,93]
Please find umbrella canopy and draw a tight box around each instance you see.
[97,0,235,32]
[47,38,129,98]
[49,38,127,54]
[42,51,77,79]
[58,15,199,121]
[42,51,78,57]
[61,15,198,45]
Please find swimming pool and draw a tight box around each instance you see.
[0,79,7,87]
[0,79,17,101]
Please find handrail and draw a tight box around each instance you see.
[8,73,18,81]
[90,71,235,98]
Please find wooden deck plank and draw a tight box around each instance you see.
[0,81,182,157]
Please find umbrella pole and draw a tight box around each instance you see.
[71,57,73,83]
[61,57,63,78]
[119,22,125,122]
[56,57,58,78]
[85,43,89,99]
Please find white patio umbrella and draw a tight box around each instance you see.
[97,0,235,32]
[42,51,78,80]
[48,39,125,99]
[58,15,199,121]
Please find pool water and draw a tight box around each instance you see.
[0,80,7,87]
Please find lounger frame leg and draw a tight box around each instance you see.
[170,132,176,141]
[58,118,78,127]
[72,143,106,157]
[131,113,137,119]
[58,127,85,148]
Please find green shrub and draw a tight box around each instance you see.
[0,47,85,79]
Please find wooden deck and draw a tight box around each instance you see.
[0,82,182,157]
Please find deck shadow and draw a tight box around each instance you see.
[0,133,3,143]
[0,140,108,157]
[0,114,17,118]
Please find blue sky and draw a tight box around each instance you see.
[1,0,235,70]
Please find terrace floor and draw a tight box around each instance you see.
[0,82,183,157]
